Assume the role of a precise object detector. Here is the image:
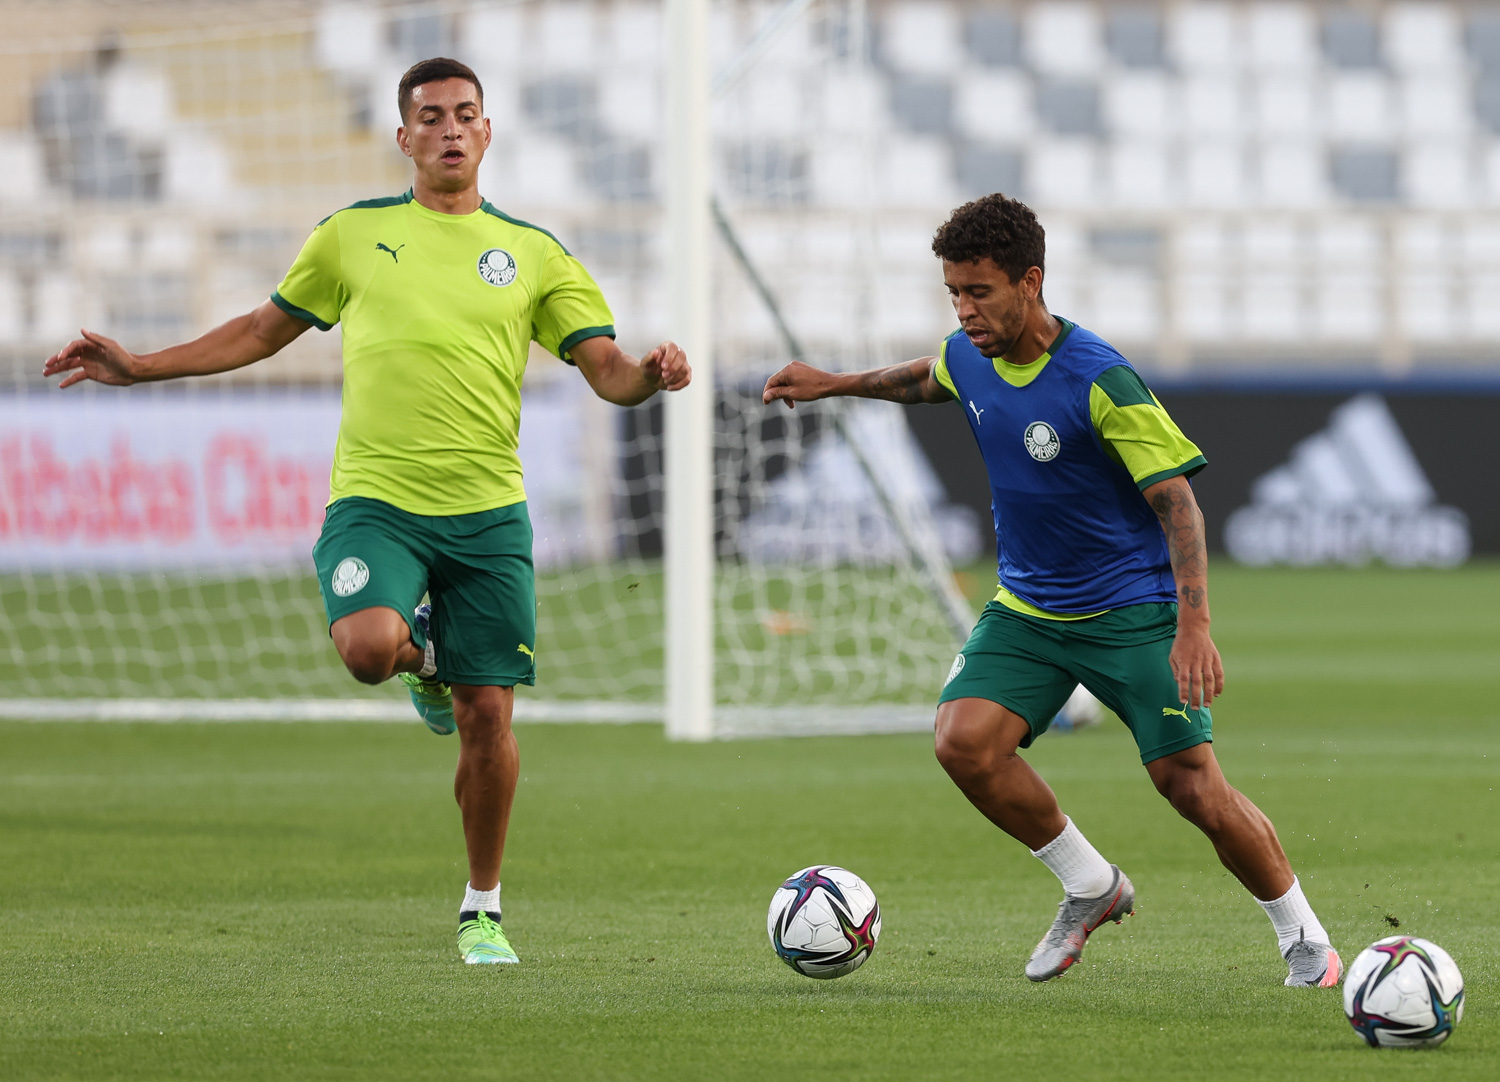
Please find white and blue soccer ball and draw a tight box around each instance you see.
[1343,935,1464,1048]
[767,865,881,979]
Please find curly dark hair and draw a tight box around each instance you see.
[931,193,1046,286]
[398,58,484,123]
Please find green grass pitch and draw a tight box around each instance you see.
[1,565,1497,1080]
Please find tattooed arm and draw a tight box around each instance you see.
[1144,474,1225,710]
[761,357,952,409]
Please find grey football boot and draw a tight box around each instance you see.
[1282,932,1342,988]
[1025,865,1135,981]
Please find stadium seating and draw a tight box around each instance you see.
[6,0,1500,372]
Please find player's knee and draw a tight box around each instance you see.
[453,688,514,742]
[934,723,998,782]
[1158,773,1225,831]
[337,641,396,685]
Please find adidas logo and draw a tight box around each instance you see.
[1224,394,1470,568]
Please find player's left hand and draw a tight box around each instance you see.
[1169,624,1224,710]
[642,341,691,392]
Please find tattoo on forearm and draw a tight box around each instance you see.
[1150,485,1208,610]
[861,360,937,404]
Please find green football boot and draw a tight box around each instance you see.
[458,910,519,965]
[400,603,455,735]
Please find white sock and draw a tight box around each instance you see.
[462,882,500,915]
[1030,817,1116,898]
[417,638,437,679]
[1257,877,1329,954]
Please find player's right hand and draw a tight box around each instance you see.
[762,360,834,410]
[42,329,140,389]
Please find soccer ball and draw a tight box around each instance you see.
[1051,684,1104,733]
[1343,936,1464,1048]
[766,865,881,979]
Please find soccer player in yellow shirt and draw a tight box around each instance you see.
[44,58,691,965]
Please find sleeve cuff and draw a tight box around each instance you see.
[270,291,335,331]
[556,325,616,365]
[1135,455,1207,491]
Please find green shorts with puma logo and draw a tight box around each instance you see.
[312,496,537,687]
[938,600,1212,764]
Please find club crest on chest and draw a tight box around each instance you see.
[1024,421,1061,461]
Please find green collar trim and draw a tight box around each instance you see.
[479,202,571,254]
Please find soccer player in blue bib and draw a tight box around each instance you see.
[762,194,1341,988]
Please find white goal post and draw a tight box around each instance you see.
[664,0,715,741]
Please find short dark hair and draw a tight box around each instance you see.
[398,57,484,123]
[931,193,1046,285]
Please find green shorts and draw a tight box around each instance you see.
[312,496,537,687]
[937,600,1212,764]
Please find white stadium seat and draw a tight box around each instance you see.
[814,71,888,138]
[1183,143,1248,209]
[1314,272,1382,341]
[1398,268,1460,343]
[140,222,196,271]
[1251,75,1317,139]
[877,136,957,207]
[598,71,660,142]
[808,139,873,208]
[881,2,960,77]
[1256,142,1328,207]
[1175,268,1235,343]
[1243,219,1301,266]
[498,134,587,206]
[608,2,662,68]
[1107,140,1173,207]
[1183,75,1244,139]
[1246,2,1318,73]
[952,70,1035,141]
[102,66,172,139]
[1315,220,1381,266]
[1326,73,1395,144]
[1241,271,1305,340]
[1027,139,1099,208]
[1103,72,1174,140]
[873,271,948,342]
[1385,3,1463,74]
[1461,220,1500,267]
[32,271,80,342]
[1091,269,1161,341]
[0,135,45,205]
[1027,2,1104,77]
[536,2,598,73]
[1404,144,1474,208]
[316,3,384,76]
[164,139,234,205]
[1399,75,1472,140]
[1167,2,1239,73]
[463,7,524,126]
[1395,218,1455,265]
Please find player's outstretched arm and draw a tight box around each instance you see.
[761,357,950,409]
[42,299,312,389]
[569,335,691,406]
[1144,474,1225,710]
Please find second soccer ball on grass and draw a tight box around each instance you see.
[767,866,881,979]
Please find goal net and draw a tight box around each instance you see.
[0,0,979,736]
